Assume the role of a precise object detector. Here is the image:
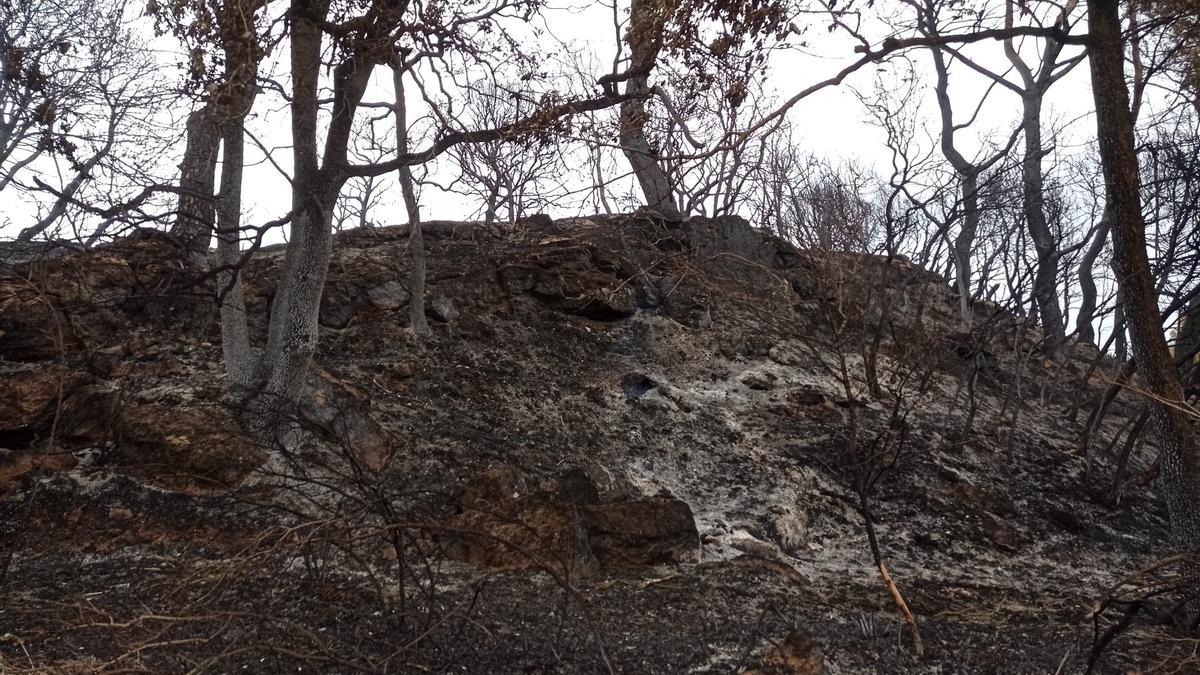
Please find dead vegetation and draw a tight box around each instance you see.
[0,214,1188,672]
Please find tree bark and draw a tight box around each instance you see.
[1020,92,1068,359]
[1114,284,1128,362]
[215,119,254,387]
[619,0,681,220]
[258,0,339,405]
[171,108,221,256]
[1088,0,1200,551]
[1076,208,1110,345]
[392,66,431,338]
[952,170,980,328]
[1177,292,1200,391]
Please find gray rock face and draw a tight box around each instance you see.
[427,294,458,322]
[366,281,409,311]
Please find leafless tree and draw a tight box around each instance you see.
[746,130,876,252]
[333,119,390,232]
[937,0,1085,359]
[903,0,1024,328]
[443,80,567,226]
[2,0,172,243]
[1087,0,1200,554]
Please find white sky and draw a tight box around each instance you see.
[0,0,1115,244]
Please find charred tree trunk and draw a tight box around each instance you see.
[1114,284,1128,362]
[619,0,680,221]
[171,109,221,257]
[1088,0,1200,551]
[1076,209,1110,345]
[215,120,254,387]
[1020,92,1067,359]
[392,66,431,338]
[1178,292,1200,392]
[952,169,980,328]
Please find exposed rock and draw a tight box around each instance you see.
[455,464,531,509]
[557,467,601,505]
[0,231,204,363]
[769,340,808,367]
[55,383,120,443]
[299,364,392,471]
[725,529,786,560]
[514,243,640,320]
[743,629,824,675]
[442,498,596,575]
[116,404,262,493]
[441,466,699,574]
[658,382,699,412]
[983,512,1020,552]
[427,294,458,323]
[0,240,83,272]
[108,507,134,521]
[769,505,809,553]
[0,366,89,431]
[741,369,778,391]
[787,386,829,407]
[366,280,409,310]
[0,447,76,495]
[0,290,73,362]
[582,496,700,566]
[318,283,359,328]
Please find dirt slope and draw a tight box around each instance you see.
[0,214,1186,673]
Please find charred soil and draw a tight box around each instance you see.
[0,215,1188,673]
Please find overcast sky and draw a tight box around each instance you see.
[0,0,1112,243]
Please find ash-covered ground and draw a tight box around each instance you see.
[0,215,1188,673]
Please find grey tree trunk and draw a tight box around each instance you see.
[215,120,254,387]
[619,0,681,221]
[1178,292,1200,391]
[171,109,221,257]
[260,197,336,405]
[392,66,431,338]
[1075,209,1110,345]
[256,1,340,406]
[1020,93,1067,359]
[952,170,980,328]
[483,181,501,227]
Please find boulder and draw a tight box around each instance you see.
[769,340,808,368]
[442,499,596,575]
[427,294,459,323]
[582,496,700,566]
[440,466,700,575]
[769,505,809,553]
[117,404,262,493]
[318,282,359,328]
[743,629,824,675]
[0,366,89,432]
[299,364,393,471]
[741,369,778,391]
[366,281,410,311]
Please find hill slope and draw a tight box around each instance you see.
[0,214,1181,672]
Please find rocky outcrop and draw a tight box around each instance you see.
[743,629,825,675]
[439,464,700,575]
[0,213,1163,673]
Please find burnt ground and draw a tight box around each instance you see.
[0,214,1195,673]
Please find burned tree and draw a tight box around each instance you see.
[1087,0,1200,552]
